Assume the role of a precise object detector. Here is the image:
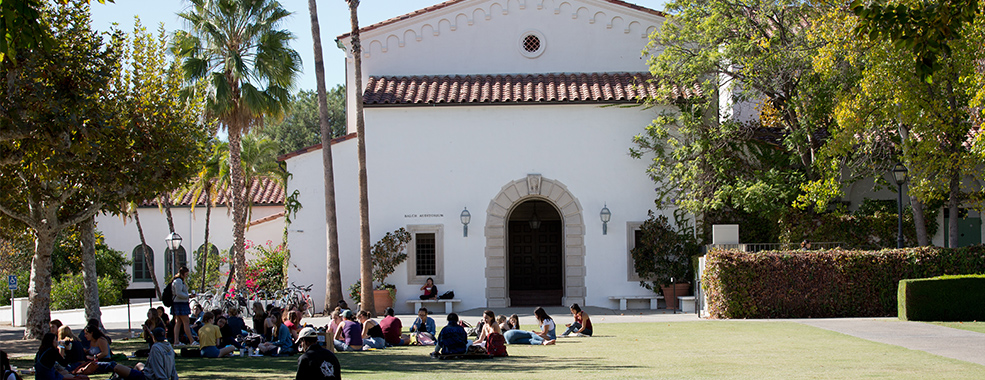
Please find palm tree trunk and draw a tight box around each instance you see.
[80,215,102,325]
[133,209,162,299]
[228,130,249,292]
[347,0,375,315]
[310,0,344,311]
[201,183,212,292]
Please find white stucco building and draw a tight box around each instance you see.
[284,0,675,313]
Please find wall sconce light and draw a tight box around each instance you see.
[600,204,611,235]
[461,207,471,237]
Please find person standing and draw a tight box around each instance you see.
[170,267,195,346]
[295,327,341,380]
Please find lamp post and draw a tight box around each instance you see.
[165,232,182,277]
[460,207,471,237]
[891,163,908,248]
[600,204,611,235]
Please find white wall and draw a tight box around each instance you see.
[95,205,285,290]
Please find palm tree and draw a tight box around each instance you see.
[175,141,225,292]
[345,0,374,314]
[175,0,300,291]
[308,0,344,311]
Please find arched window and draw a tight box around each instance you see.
[164,246,188,279]
[132,245,154,282]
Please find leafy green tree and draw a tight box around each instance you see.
[632,0,841,223]
[174,0,301,291]
[258,87,347,155]
[0,4,207,338]
[0,0,112,64]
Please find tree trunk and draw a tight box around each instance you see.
[228,130,249,291]
[24,227,59,339]
[161,195,178,277]
[133,209,161,299]
[347,0,374,315]
[311,0,343,311]
[910,195,929,246]
[200,183,212,293]
[80,216,102,325]
[948,171,960,248]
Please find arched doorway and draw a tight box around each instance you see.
[508,200,563,306]
[484,175,586,308]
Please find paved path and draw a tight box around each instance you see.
[793,318,985,366]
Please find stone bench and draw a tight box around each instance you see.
[678,296,696,313]
[608,295,664,311]
[407,299,461,314]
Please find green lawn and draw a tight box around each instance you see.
[12,322,985,379]
[927,321,985,334]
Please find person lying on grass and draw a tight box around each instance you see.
[198,312,237,358]
[503,307,556,345]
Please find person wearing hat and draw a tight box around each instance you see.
[295,327,341,380]
[106,327,179,380]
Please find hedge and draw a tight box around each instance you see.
[702,246,985,318]
[898,275,985,321]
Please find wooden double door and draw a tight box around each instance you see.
[508,220,563,306]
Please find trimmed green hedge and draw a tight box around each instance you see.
[898,275,985,321]
[702,246,985,318]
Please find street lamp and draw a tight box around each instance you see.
[460,207,471,237]
[165,232,182,276]
[890,163,908,248]
[600,204,611,235]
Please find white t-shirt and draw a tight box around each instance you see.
[541,319,556,334]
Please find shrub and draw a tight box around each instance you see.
[631,210,701,291]
[778,208,939,249]
[242,240,288,293]
[898,274,985,321]
[50,272,122,311]
[703,245,985,318]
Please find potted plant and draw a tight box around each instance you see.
[630,210,701,310]
[370,227,412,314]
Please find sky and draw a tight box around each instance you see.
[90,0,669,92]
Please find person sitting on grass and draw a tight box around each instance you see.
[503,307,556,345]
[142,308,166,349]
[225,307,247,345]
[333,310,363,352]
[197,312,236,358]
[189,303,204,336]
[432,313,467,357]
[251,302,267,335]
[259,310,294,356]
[2,350,23,380]
[57,326,86,371]
[496,315,511,332]
[409,307,436,344]
[561,303,593,337]
[34,333,83,380]
[357,310,386,349]
[295,327,341,380]
[474,310,507,357]
[263,305,279,342]
[326,308,343,338]
[49,320,63,336]
[284,310,302,341]
[105,327,179,380]
[379,307,409,346]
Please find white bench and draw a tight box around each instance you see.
[677,296,696,313]
[609,295,664,310]
[407,299,461,314]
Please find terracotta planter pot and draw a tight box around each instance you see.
[373,289,394,315]
[660,283,691,310]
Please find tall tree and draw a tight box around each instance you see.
[257,87,347,155]
[0,4,207,338]
[632,0,838,222]
[345,0,374,314]
[308,0,344,310]
[79,216,100,323]
[174,0,301,291]
[175,141,225,292]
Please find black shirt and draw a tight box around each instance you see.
[296,343,341,380]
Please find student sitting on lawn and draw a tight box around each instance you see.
[198,312,236,358]
[259,310,294,356]
[57,326,86,371]
[333,310,363,352]
[295,327,341,380]
[474,310,508,357]
[561,303,593,337]
[142,308,166,349]
[2,350,23,380]
[504,307,556,345]
[357,310,387,349]
[105,327,179,380]
[225,307,247,345]
[35,333,85,380]
[379,307,409,346]
[432,313,468,357]
[409,307,436,345]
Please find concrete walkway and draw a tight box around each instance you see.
[793,318,985,366]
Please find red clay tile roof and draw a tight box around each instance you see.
[337,0,665,40]
[142,177,285,207]
[363,72,667,105]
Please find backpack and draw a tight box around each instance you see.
[438,290,454,299]
[161,280,174,307]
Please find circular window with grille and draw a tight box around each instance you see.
[518,30,546,58]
